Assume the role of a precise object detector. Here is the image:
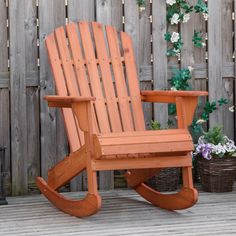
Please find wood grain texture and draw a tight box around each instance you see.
[0,0,10,195]
[38,0,67,180]
[9,0,28,195]
[94,1,123,190]
[152,0,168,126]
[208,0,223,127]
[221,0,234,140]
[25,0,40,192]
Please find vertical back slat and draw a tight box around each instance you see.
[54,26,85,145]
[120,32,145,131]
[78,21,110,133]
[66,23,99,134]
[92,22,122,132]
[46,34,81,152]
[106,26,134,131]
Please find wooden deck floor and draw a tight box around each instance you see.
[1,189,236,235]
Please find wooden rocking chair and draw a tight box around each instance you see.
[36,21,208,217]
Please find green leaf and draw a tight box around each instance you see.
[168,103,176,115]
[218,98,229,106]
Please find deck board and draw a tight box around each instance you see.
[1,189,236,235]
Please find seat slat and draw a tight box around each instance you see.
[92,22,122,132]
[66,23,99,134]
[45,34,81,151]
[78,22,110,133]
[120,32,145,131]
[106,25,134,131]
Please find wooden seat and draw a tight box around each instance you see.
[36,21,208,217]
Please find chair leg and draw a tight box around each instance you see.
[125,163,198,210]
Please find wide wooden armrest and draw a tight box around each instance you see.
[141,90,208,129]
[141,90,208,103]
[44,95,96,108]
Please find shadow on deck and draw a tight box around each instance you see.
[0,189,236,235]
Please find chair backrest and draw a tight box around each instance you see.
[45,21,145,152]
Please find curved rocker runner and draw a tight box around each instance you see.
[36,21,207,217]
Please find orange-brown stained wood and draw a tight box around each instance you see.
[37,21,208,217]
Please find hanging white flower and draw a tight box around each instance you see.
[170,32,180,43]
[171,86,177,91]
[188,66,194,73]
[201,42,206,47]
[229,106,234,112]
[196,119,206,124]
[171,13,180,25]
[166,0,176,6]
[183,13,190,23]
[203,13,208,20]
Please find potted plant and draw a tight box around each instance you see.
[194,126,236,192]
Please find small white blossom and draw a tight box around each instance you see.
[171,86,177,91]
[196,119,206,124]
[170,32,180,43]
[183,13,190,23]
[166,0,176,6]
[188,66,194,73]
[229,106,234,113]
[203,13,208,20]
[171,13,180,25]
[201,42,206,47]
[212,143,226,155]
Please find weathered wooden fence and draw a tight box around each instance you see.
[0,0,235,195]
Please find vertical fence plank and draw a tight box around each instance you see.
[96,0,123,190]
[208,0,223,127]
[39,0,67,181]
[0,0,11,195]
[221,0,234,139]
[9,0,28,195]
[181,0,195,86]
[152,0,168,125]
[68,0,95,22]
[67,0,95,191]
[25,0,40,193]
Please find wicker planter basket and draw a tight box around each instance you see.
[198,157,236,192]
[146,168,180,192]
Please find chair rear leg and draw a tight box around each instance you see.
[125,155,198,210]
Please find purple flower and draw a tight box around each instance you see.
[195,143,212,160]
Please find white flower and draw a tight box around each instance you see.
[188,66,194,73]
[203,13,208,20]
[212,143,226,155]
[171,13,180,25]
[229,106,234,113]
[166,0,176,6]
[201,42,206,47]
[171,86,177,91]
[170,32,180,43]
[183,13,190,23]
[196,119,206,124]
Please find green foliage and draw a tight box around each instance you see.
[192,31,205,48]
[136,0,145,7]
[218,98,229,106]
[165,32,183,57]
[203,126,226,145]
[170,68,192,90]
[168,103,177,115]
[194,0,208,13]
[166,0,193,23]
[150,120,161,130]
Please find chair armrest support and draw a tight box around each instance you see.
[44,95,96,132]
[141,90,208,128]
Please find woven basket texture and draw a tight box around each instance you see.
[198,157,236,192]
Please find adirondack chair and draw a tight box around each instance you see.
[36,21,208,217]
